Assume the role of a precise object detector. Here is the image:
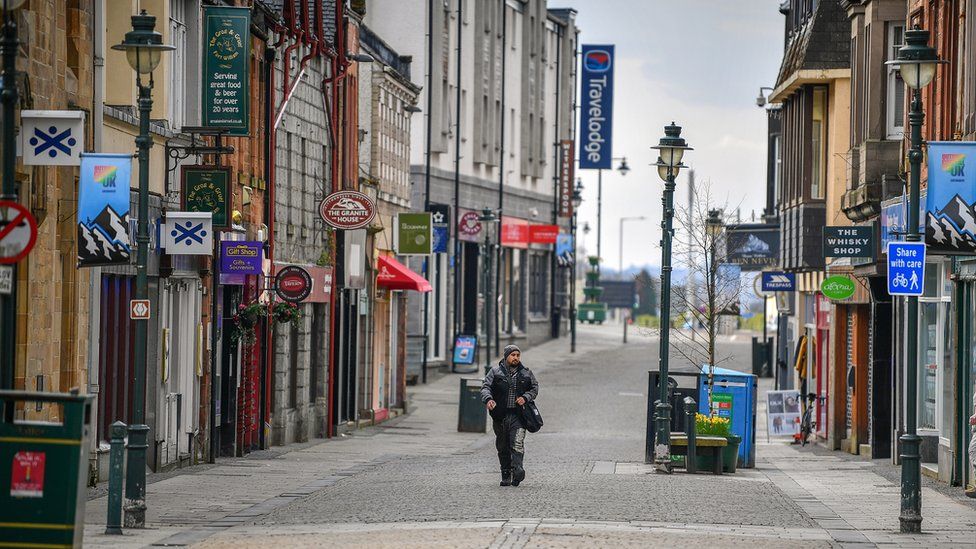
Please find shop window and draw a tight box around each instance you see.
[811,87,827,199]
[529,252,548,315]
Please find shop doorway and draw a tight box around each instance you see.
[219,286,243,457]
[461,242,479,334]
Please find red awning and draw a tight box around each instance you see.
[376,255,432,292]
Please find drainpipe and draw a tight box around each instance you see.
[89,0,105,463]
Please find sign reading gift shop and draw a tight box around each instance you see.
[395,212,433,255]
[558,140,576,217]
[220,241,262,275]
[925,141,976,254]
[202,5,250,136]
[579,45,615,169]
[77,153,133,267]
[183,166,230,228]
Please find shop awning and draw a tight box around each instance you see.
[376,255,432,292]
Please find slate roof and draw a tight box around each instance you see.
[775,0,850,88]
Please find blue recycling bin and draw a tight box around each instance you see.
[698,365,757,468]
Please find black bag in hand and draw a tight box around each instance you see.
[520,401,543,433]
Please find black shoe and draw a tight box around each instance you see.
[511,467,525,486]
[500,470,512,486]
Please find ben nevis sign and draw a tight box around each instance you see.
[579,45,614,169]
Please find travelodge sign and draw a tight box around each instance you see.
[319,190,375,230]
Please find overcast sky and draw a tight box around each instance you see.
[559,0,785,270]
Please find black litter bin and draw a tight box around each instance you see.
[645,371,701,463]
[457,378,487,432]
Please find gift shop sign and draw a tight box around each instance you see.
[319,190,375,230]
[202,6,250,136]
[220,241,262,275]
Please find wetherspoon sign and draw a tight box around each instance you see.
[202,6,250,136]
[558,140,575,217]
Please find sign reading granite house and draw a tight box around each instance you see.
[202,6,250,136]
[925,141,976,254]
[725,224,779,270]
[823,226,874,258]
[182,166,230,228]
[579,45,614,170]
[319,190,375,230]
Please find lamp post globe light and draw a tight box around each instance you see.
[885,26,943,535]
[0,0,26,395]
[111,11,174,528]
[649,122,691,474]
[570,181,584,353]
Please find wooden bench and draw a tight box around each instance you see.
[670,434,726,475]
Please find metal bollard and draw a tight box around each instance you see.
[105,421,126,535]
[684,397,697,474]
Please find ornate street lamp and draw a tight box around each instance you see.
[111,11,173,529]
[570,180,584,353]
[649,122,692,474]
[885,26,943,535]
[479,208,498,373]
[0,0,27,396]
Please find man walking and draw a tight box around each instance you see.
[481,344,539,487]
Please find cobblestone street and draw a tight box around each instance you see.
[81,324,976,548]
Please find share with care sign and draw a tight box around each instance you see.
[163,212,213,255]
[887,242,925,296]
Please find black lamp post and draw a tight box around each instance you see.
[885,26,942,535]
[594,157,629,277]
[479,207,498,373]
[111,11,173,528]
[0,0,27,396]
[706,209,723,355]
[650,122,691,474]
[570,180,583,353]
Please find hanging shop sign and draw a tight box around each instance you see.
[275,265,312,303]
[20,110,85,166]
[725,223,779,270]
[925,141,976,254]
[529,224,559,245]
[428,203,450,254]
[823,226,874,258]
[820,275,856,301]
[0,201,38,265]
[395,212,433,255]
[344,229,367,289]
[182,166,230,229]
[579,45,615,170]
[555,234,574,266]
[202,5,251,136]
[220,241,262,275]
[760,271,795,292]
[558,140,576,217]
[458,211,483,242]
[162,212,213,255]
[501,217,529,249]
[319,190,375,230]
[77,153,133,267]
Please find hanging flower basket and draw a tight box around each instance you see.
[231,301,264,346]
[272,301,301,325]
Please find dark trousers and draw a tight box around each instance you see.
[493,411,525,473]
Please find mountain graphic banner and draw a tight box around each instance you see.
[926,141,976,255]
[77,153,132,267]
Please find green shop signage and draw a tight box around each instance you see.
[820,275,856,300]
[202,6,250,136]
[182,166,230,228]
[396,213,432,255]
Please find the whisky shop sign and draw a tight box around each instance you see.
[182,166,230,228]
[202,6,250,136]
[319,190,376,230]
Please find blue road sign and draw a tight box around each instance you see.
[887,241,926,296]
[761,272,795,292]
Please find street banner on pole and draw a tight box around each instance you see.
[555,234,574,265]
[202,5,250,136]
[183,166,230,229]
[558,140,575,216]
[925,141,976,254]
[20,110,85,166]
[428,203,450,254]
[77,153,133,267]
[887,242,925,296]
[579,45,614,169]
[395,213,433,255]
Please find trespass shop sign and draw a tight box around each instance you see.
[579,45,614,170]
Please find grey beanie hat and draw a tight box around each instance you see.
[503,344,521,360]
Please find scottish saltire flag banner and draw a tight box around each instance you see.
[77,153,132,267]
[926,141,976,254]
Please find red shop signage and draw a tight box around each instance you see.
[529,224,559,244]
[501,217,529,249]
[458,211,482,242]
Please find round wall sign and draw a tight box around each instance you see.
[820,275,856,301]
[0,200,38,265]
[458,211,482,237]
[276,266,312,303]
[319,190,375,230]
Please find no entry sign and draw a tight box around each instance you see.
[0,200,38,264]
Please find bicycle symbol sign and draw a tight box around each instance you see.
[887,241,925,296]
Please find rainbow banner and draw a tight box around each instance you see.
[77,153,132,267]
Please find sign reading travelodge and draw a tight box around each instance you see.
[925,141,976,254]
[202,6,250,136]
[319,190,376,230]
[579,45,614,170]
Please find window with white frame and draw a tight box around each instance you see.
[169,0,187,131]
[886,23,906,140]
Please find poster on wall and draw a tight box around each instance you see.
[765,390,802,439]
[202,5,251,136]
[925,141,976,254]
[77,153,133,267]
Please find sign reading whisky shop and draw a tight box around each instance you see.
[202,6,250,136]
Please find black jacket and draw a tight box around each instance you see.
[481,361,539,420]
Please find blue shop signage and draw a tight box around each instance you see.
[579,45,615,170]
[761,272,795,292]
